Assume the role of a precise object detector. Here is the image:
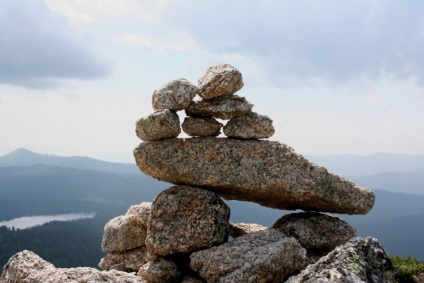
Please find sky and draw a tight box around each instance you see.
[1,0,424,163]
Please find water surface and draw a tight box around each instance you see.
[0,212,96,229]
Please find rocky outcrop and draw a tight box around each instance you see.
[145,186,230,257]
[1,64,391,283]
[286,237,395,283]
[134,138,374,214]
[190,228,307,283]
[1,250,144,283]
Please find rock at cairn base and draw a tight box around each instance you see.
[98,246,148,272]
[138,258,180,283]
[152,78,198,111]
[198,63,243,100]
[182,116,223,137]
[272,212,356,250]
[185,95,253,120]
[134,138,375,214]
[1,250,143,283]
[190,228,307,283]
[228,222,267,239]
[135,109,180,141]
[224,111,275,139]
[286,237,395,283]
[145,186,230,257]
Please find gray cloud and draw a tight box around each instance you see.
[0,0,111,88]
[166,0,424,86]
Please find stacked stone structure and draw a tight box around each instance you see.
[1,64,395,283]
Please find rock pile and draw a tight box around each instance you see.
[0,64,394,283]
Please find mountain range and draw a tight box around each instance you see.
[0,148,423,266]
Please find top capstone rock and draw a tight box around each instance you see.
[198,64,243,100]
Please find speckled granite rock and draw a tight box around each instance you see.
[135,109,180,141]
[101,203,151,252]
[182,117,222,137]
[190,228,307,283]
[99,246,148,272]
[272,212,356,250]
[224,111,275,139]
[185,95,252,120]
[134,138,375,214]
[286,237,395,283]
[145,186,230,256]
[152,79,198,111]
[0,250,144,283]
[138,259,180,283]
[198,64,243,100]
[228,222,267,239]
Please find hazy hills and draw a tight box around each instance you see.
[0,148,423,266]
[0,148,140,174]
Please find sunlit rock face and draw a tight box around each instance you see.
[134,138,375,215]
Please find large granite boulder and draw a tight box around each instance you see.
[190,228,307,283]
[0,250,143,283]
[145,186,230,257]
[134,138,375,214]
[198,63,243,100]
[224,111,275,139]
[98,246,148,272]
[272,212,356,250]
[286,237,395,283]
[101,202,151,253]
[182,117,222,137]
[135,109,180,141]
[152,78,198,111]
[185,95,252,120]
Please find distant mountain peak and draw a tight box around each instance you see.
[0,148,139,174]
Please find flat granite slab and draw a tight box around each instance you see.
[134,138,375,215]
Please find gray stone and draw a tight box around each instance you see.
[134,138,375,214]
[101,208,149,252]
[198,63,243,100]
[0,250,144,283]
[286,237,395,283]
[145,186,230,257]
[272,212,356,250]
[138,259,180,283]
[228,222,267,239]
[152,78,198,111]
[135,109,180,141]
[126,202,151,224]
[98,247,148,272]
[190,228,307,283]
[224,111,275,139]
[182,117,222,137]
[185,95,252,120]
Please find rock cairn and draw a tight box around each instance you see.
[0,64,394,283]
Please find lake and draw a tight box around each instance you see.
[0,212,96,229]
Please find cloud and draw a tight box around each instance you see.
[116,31,197,53]
[0,0,111,88]
[158,0,424,86]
